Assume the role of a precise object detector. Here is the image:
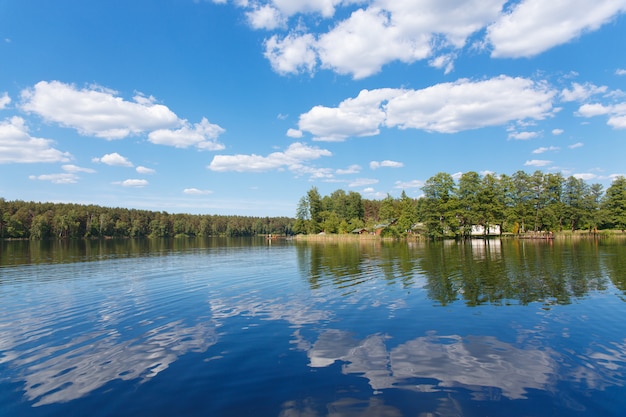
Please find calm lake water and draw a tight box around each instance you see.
[1,237,625,417]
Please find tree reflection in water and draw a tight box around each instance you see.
[296,238,625,306]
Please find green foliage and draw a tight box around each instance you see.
[603,176,626,231]
[0,199,294,240]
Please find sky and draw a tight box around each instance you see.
[0,0,625,217]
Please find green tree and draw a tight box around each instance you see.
[456,171,481,237]
[307,187,323,234]
[563,176,588,232]
[345,191,365,222]
[422,172,458,238]
[378,194,397,222]
[396,190,417,235]
[603,176,626,231]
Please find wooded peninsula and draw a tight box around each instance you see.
[2,170,625,240]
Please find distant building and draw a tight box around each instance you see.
[470,225,501,236]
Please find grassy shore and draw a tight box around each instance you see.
[293,230,626,242]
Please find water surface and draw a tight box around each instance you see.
[1,237,625,416]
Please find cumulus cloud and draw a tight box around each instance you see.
[370,160,403,169]
[569,142,584,149]
[561,82,607,102]
[29,164,95,184]
[20,81,180,139]
[552,128,564,135]
[136,166,156,174]
[617,69,626,76]
[385,77,556,133]
[0,116,71,164]
[524,159,552,167]
[259,0,504,79]
[264,33,317,75]
[508,131,540,140]
[299,88,399,141]
[236,1,626,79]
[148,118,225,150]
[183,188,212,195]
[487,0,626,58]
[246,4,286,30]
[335,164,361,175]
[286,128,303,138]
[0,92,11,109]
[62,164,96,173]
[532,146,560,154]
[208,142,331,173]
[298,76,555,140]
[394,179,423,189]
[270,0,341,18]
[348,178,378,187]
[92,152,134,167]
[573,173,598,181]
[115,179,148,187]
[577,102,626,129]
[29,173,79,184]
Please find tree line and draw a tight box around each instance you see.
[3,170,625,240]
[0,199,294,239]
[295,171,626,238]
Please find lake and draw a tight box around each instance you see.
[1,237,625,416]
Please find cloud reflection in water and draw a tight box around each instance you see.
[307,330,556,400]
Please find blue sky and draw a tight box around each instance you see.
[1,0,625,217]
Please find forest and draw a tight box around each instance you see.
[2,170,625,240]
[0,199,294,239]
[295,170,626,238]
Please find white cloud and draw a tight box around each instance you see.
[29,173,79,184]
[577,102,626,129]
[508,131,540,140]
[385,77,556,133]
[429,54,455,75]
[348,178,378,187]
[286,128,303,138]
[271,0,341,18]
[62,164,96,173]
[0,92,11,109]
[136,166,156,174]
[335,164,361,175]
[617,69,626,76]
[394,179,423,189]
[246,4,286,30]
[487,0,626,58]
[183,188,213,195]
[264,33,317,75]
[299,88,399,141]
[115,179,148,187]
[242,1,625,79]
[148,118,225,150]
[0,116,71,164]
[569,142,584,149]
[524,159,552,167]
[451,171,464,180]
[532,146,560,154]
[20,81,180,139]
[299,76,555,140]
[92,152,134,167]
[552,128,564,135]
[262,0,504,79]
[577,103,610,117]
[208,142,331,173]
[573,173,598,181]
[370,160,403,169]
[560,82,607,102]
[315,7,430,79]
